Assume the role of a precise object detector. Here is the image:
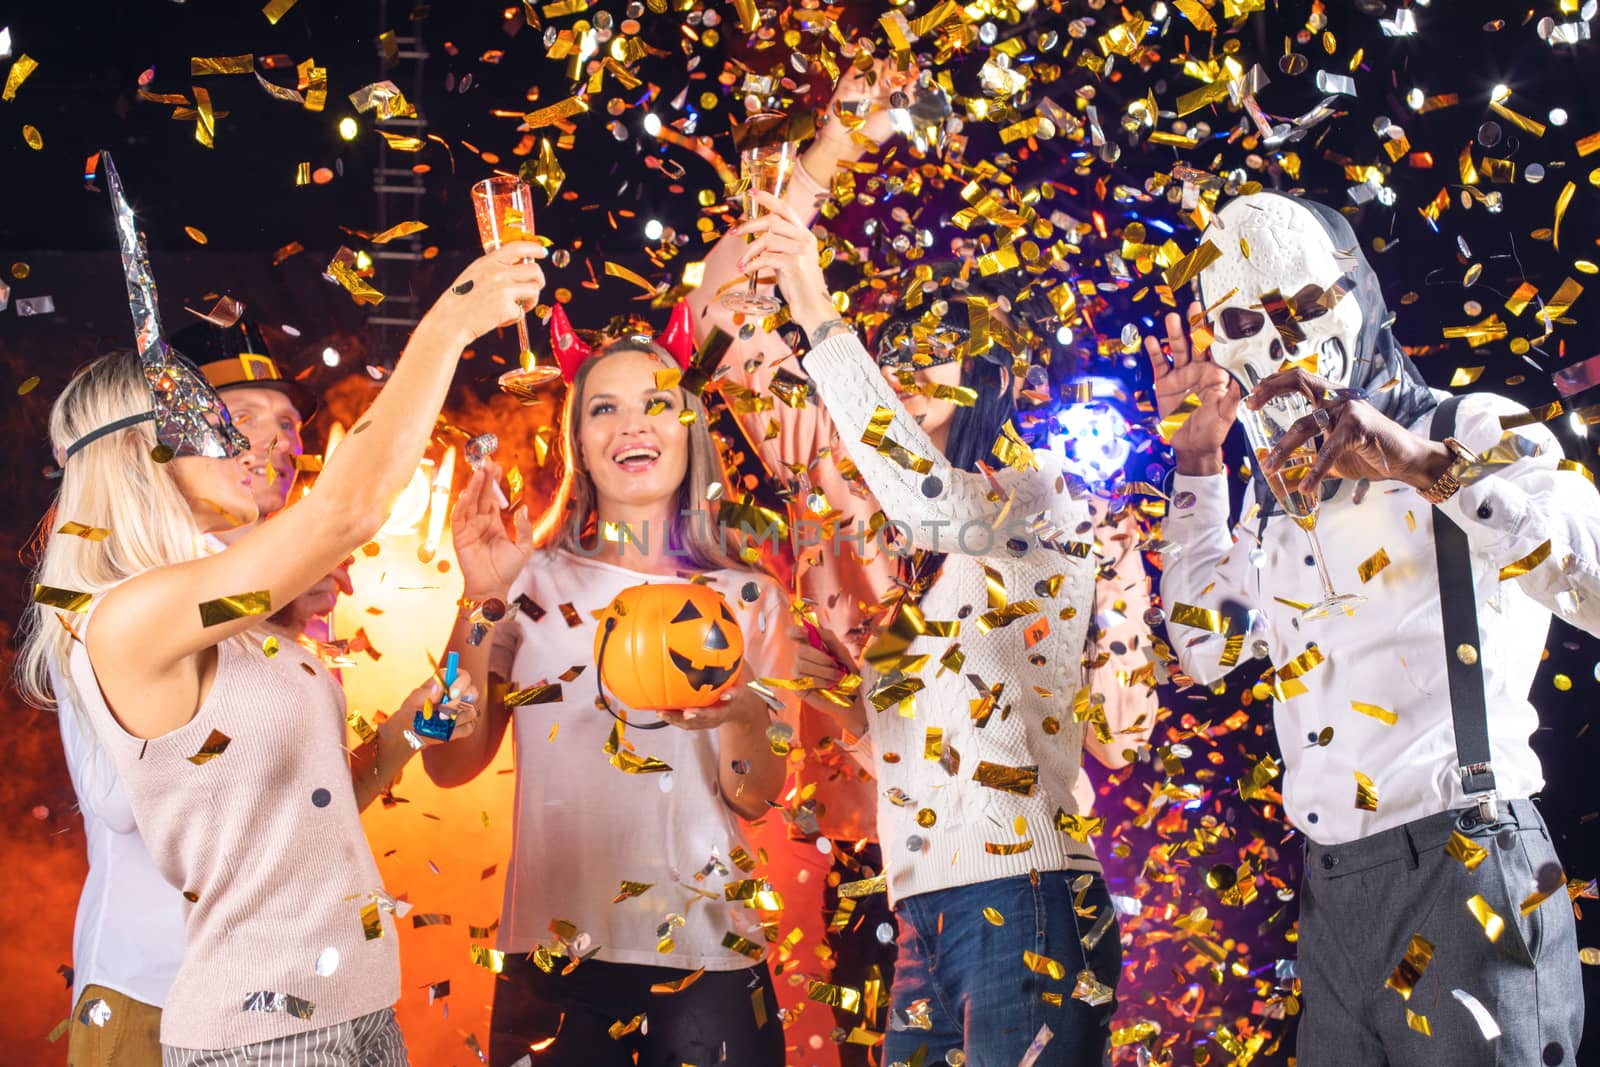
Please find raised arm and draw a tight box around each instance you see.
[1082,504,1158,770]
[423,461,532,788]
[89,247,545,739]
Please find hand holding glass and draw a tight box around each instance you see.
[471,176,561,397]
[722,139,799,316]
[1239,391,1365,621]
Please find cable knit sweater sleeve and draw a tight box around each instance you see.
[802,332,1059,555]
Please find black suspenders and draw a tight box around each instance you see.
[1428,395,1499,824]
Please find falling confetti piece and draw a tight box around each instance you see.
[1445,831,1489,871]
[197,590,273,627]
[1386,934,1434,1000]
[3,53,39,101]
[23,124,43,149]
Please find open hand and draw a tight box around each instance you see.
[452,460,534,600]
[827,58,917,148]
[1142,302,1241,468]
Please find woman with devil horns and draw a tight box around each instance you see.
[422,307,801,1067]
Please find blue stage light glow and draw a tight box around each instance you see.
[1052,376,1134,484]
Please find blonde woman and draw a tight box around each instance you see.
[423,330,799,1067]
[18,243,542,1065]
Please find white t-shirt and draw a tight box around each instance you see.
[489,549,799,969]
[55,672,186,1010]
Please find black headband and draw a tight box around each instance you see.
[62,411,157,461]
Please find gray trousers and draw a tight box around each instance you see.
[161,1007,408,1067]
[1298,799,1583,1066]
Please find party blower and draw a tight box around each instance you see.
[412,651,460,742]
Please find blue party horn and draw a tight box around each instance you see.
[412,651,460,741]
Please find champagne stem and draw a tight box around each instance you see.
[515,315,533,371]
[1304,527,1339,601]
[746,270,760,301]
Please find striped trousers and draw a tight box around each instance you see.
[161,1007,408,1067]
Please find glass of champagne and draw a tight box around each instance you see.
[470,176,561,399]
[721,136,799,316]
[1238,391,1365,621]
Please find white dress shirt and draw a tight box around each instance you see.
[56,673,186,1010]
[1162,391,1600,845]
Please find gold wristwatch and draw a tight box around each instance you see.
[1419,436,1476,505]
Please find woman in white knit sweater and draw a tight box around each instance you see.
[736,192,1156,1066]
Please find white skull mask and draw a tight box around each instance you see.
[1194,193,1365,392]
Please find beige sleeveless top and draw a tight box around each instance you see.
[69,619,399,1051]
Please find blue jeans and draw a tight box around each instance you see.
[883,871,1121,1067]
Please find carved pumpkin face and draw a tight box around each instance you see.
[595,583,746,710]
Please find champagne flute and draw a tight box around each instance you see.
[721,135,799,316]
[1238,391,1365,621]
[470,176,561,399]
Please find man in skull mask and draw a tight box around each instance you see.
[1149,191,1598,1066]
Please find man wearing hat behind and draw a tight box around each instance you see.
[168,316,349,637]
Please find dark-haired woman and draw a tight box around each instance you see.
[732,191,1155,1067]
[421,334,799,1067]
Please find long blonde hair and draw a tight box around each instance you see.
[532,338,752,573]
[15,352,206,710]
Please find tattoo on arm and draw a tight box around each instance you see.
[810,318,852,344]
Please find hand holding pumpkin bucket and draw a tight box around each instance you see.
[594,583,747,722]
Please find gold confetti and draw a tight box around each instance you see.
[1357,547,1392,583]
[191,55,255,77]
[650,968,705,994]
[1350,700,1398,726]
[370,221,428,244]
[1055,811,1104,842]
[197,590,273,627]
[1157,393,1203,443]
[612,880,653,902]
[1498,539,1552,581]
[983,907,1005,926]
[1406,1009,1432,1036]
[32,584,92,612]
[1022,950,1067,980]
[524,95,590,128]
[1168,601,1227,633]
[346,712,378,745]
[508,684,566,710]
[838,876,887,899]
[360,901,384,940]
[721,932,765,960]
[972,761,1040,796]
[1445,831,1489,872]
[1386,934,1434,1000]
[1554,181,1577,251]
[262,0,300,25]
[468,944,505,972]
[56,521,111,541]
[184,226,208,245]
[186,729,232,765]
[262,635,279,658]
[17,374,40,394]
[22,124,43,150]
[1353,770,1380,812]
[807,981,862,1014]
[3,54,39,102]
[985,839,1035,855]
[1466,894,1504,942]
[1162,239,1223,290]
[1240,755,1281,801]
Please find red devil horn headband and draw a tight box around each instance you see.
[548,300,696,383]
